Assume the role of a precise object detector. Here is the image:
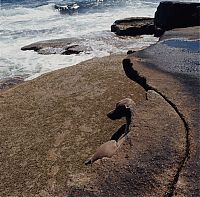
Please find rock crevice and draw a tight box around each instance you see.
[123,58,190,197]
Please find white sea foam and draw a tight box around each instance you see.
[0,1,159,80]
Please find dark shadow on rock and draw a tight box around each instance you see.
[110,124,127,141]
[123,58,150,91]
[127,50,136,55]
[154,1,200,31]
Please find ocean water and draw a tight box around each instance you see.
[0,0,194,80]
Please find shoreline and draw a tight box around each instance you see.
[0,43,151,92]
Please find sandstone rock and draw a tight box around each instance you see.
[154,1,200,31]
[111,17,155,36]
[126,26,200,196]
[67,84,186,196]
[0,54,146,196]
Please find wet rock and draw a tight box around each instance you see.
[61,45,85,55]
[111,17,155,36]
[37,45,84,55]
[127,50,136,55]
[0,77,24,91]
[154,1,200,31]
[37,47,66,55]
[54,3,80,15]
[21,38,90,55]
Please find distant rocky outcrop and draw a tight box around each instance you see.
[21,38,91,55]
[54,3,80,15]
[154,1,200,31]
[111,17,155,36]
[112,1,200,37]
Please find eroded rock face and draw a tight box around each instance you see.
[154,1,200,31]
[21,38,91,55]
[111,17,155,36]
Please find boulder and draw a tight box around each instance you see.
[21,38,91,55]
[154,1,200,31]
[54,3,80,15]
[111,17,155,36]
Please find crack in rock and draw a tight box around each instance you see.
[123,58,190,197]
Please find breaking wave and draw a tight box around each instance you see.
[0,0,160,80]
